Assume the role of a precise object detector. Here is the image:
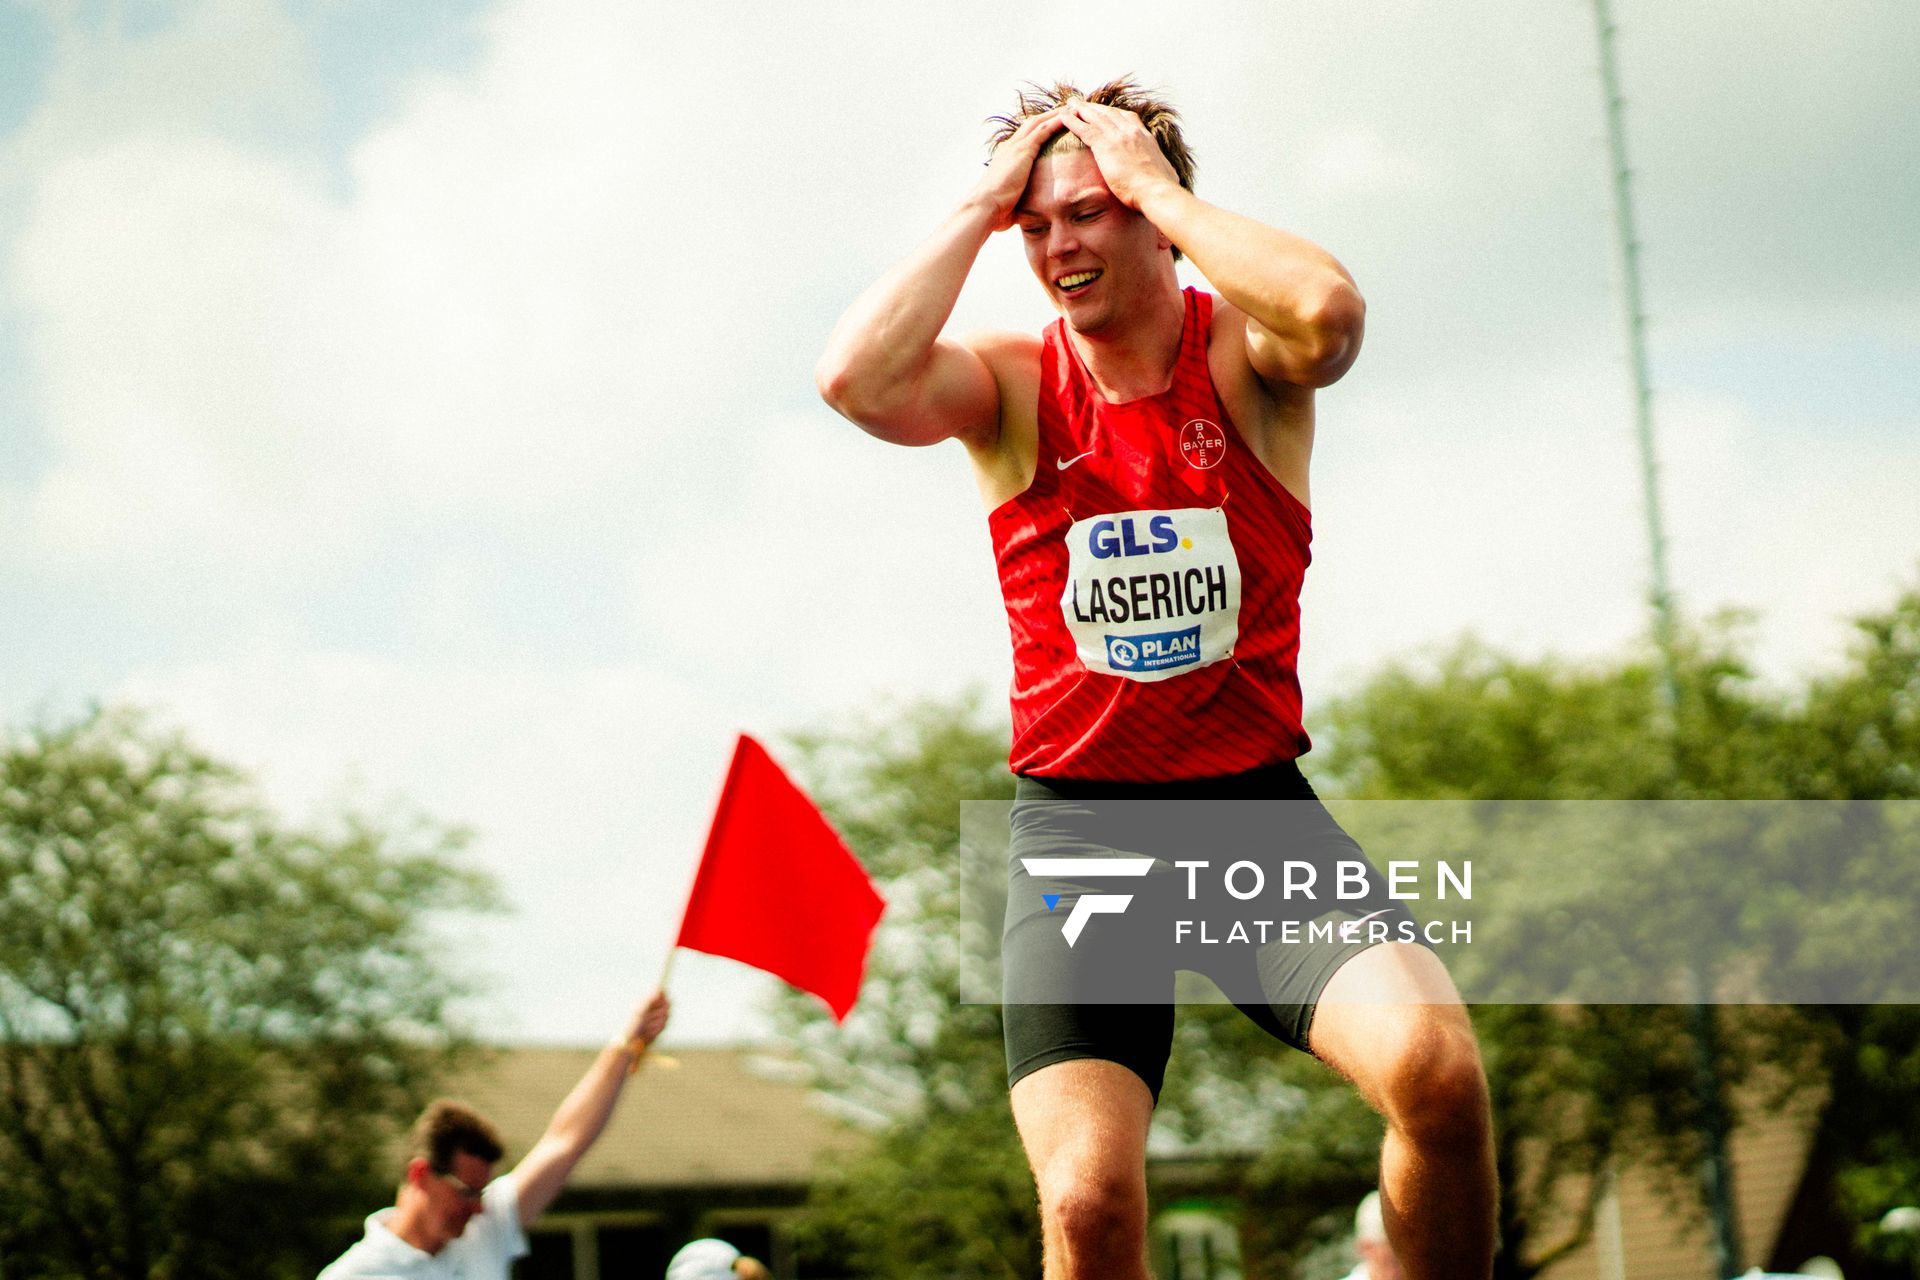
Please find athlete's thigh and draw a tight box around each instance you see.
[1192,792,1420,1051]
[1010,1057,1155,1194]
[1306,941,1475,1103]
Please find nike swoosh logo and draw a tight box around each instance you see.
[1056,449,1097,471]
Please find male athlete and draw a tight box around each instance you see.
[817,81,1495,1280]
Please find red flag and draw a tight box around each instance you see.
[675,735,885,1021]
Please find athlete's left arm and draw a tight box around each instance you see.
[1060,101,1365,390]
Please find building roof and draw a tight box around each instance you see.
[438,1045,867,1190]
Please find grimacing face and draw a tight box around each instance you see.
[1013,147,1174,335]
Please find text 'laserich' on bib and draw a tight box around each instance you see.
[1061,506,1242,682]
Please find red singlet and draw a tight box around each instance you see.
[988,288,1314,781]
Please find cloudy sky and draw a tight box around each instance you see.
[2,0,1915,1045]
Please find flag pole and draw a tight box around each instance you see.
[630,737,747,1073]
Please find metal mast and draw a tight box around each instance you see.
[1592,0,1680,669]
[1589,2,1742,1276]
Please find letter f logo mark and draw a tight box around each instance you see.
[1020,857,1154,947]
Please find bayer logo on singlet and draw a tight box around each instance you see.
[1179,419,1227,470]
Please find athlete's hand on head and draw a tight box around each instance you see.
[971,107,1068,230]
[1057,99,1182,211]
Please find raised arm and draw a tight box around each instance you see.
[816,109,1066,447]
[1059,100,1365,389]
[511,992,670,1225]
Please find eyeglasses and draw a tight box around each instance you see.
[435,1170,487,1204]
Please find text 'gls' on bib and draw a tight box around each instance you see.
[1060,507,1242,682]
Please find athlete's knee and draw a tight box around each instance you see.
[1038,1161,1148,1255]
[1376,1013,1490,1147]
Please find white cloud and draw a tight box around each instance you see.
[1657,388,1920,678]
[17,138,348,566]
[7,0,316,162]
[627,410,1010,715]
[1301,356,1654,694]
[1293,126,1426,201]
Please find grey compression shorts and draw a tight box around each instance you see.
[1002,760,1422,1101]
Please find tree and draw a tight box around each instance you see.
[1774,585,1920,1269]
[1308,585,1920,1280]
[1793,581,1920,803]
[1306,626,1774,1280]
[0,706,499,1280]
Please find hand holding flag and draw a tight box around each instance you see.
[620,990,671,1066]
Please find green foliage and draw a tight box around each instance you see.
[1292,620,1797,1276]
[1314,610,1793,801]
[792,1097,1039,1280]
[1804,1005,1920,1260]
[1309,580,1920,1278]
[1789,586,1920,1256]
[0,706,500,1280]
[1792,585,1920,800]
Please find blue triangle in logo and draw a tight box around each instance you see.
[1042,894,1061,912]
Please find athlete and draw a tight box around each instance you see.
[817,80,1495,1280]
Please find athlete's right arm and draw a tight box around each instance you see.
[816,109,1065,449]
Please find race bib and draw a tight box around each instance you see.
[1060,507,1241,682]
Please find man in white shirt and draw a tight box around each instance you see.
[319,993,670,1278]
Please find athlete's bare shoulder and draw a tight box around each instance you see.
[958,329,1045,511]
[1204,294,1316,509]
